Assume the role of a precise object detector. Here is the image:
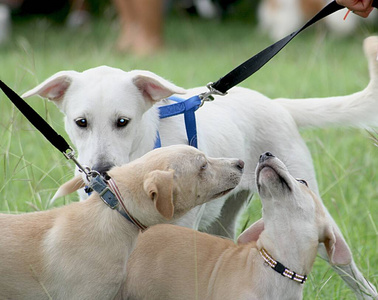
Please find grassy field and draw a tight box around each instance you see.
[0,9,377,299]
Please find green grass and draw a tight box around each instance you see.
[0,12,377,299]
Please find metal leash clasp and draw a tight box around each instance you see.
[199,82,227,106]
[63,147,97,181]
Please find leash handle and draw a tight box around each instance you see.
[211,0,378,94]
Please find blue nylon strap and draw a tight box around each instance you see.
[154,95,201,149]
[154,131,162,148]
[184,108,198,147]
[158,95,201,119]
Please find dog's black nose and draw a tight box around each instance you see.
[92,162,114,176]
[236,159,244,171]
[259,152,275,163]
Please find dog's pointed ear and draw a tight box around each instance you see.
[132,71,186,102]
[49,175,85,206]
[22,71,77,103]
[322,225,352,265]
[237,218,264,244]
[143,169,175,220]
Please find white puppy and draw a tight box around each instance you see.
[0,145,243,299]
[22,36,378,298]
[125,152,351,300]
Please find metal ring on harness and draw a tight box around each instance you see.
[199,82,228,105]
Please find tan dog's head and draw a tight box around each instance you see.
[54,145,244,226]
[238,152,351,268]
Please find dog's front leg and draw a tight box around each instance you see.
[204,190,251,238]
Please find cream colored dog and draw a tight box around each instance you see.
[0,145,243,300]
[125,152,352,300]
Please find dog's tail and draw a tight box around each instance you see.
[274,36,378,129]
[49,175,85,206]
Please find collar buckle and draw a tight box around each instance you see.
[99,186,119,209]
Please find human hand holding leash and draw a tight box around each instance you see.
[337,0,375,17]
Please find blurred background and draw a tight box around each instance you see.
[0,0,377,52]
[0,1,377,299]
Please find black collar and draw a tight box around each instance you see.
[259,248,307,284]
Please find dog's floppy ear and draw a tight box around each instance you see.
[143,169,175,220]
[322,225,352,265]
[237,218,264,244]
[132,71,186,102]
[22,71,78,103]
[49,175,85,206]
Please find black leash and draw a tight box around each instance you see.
[209,0,378,95]
[0,80,71,156]
[0,80,91,176]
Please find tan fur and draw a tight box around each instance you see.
[125,153,351,300]
[0,145,243,299]
[299,0,324,19]
[125,225,259,300]
[113,0,164,55]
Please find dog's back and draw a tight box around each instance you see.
[0,210,58,298]
[125,224,258,300]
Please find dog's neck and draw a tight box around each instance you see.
[104,168,169,228]
[84,194,140,238]
[253,222,318,299]
[257,224,318,276]
[129,107,160,161]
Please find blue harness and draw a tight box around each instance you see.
[154,95,202,149]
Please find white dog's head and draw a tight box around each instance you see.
[22,66,186,175]
[238,152,351,269]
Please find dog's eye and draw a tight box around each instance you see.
[75,118,87,128]
[117,117,130,128]
[296,179,308,187]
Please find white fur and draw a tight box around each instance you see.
[22,36,378,299]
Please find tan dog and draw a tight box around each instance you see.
[0,145,243,299]
[125,152,352,300]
